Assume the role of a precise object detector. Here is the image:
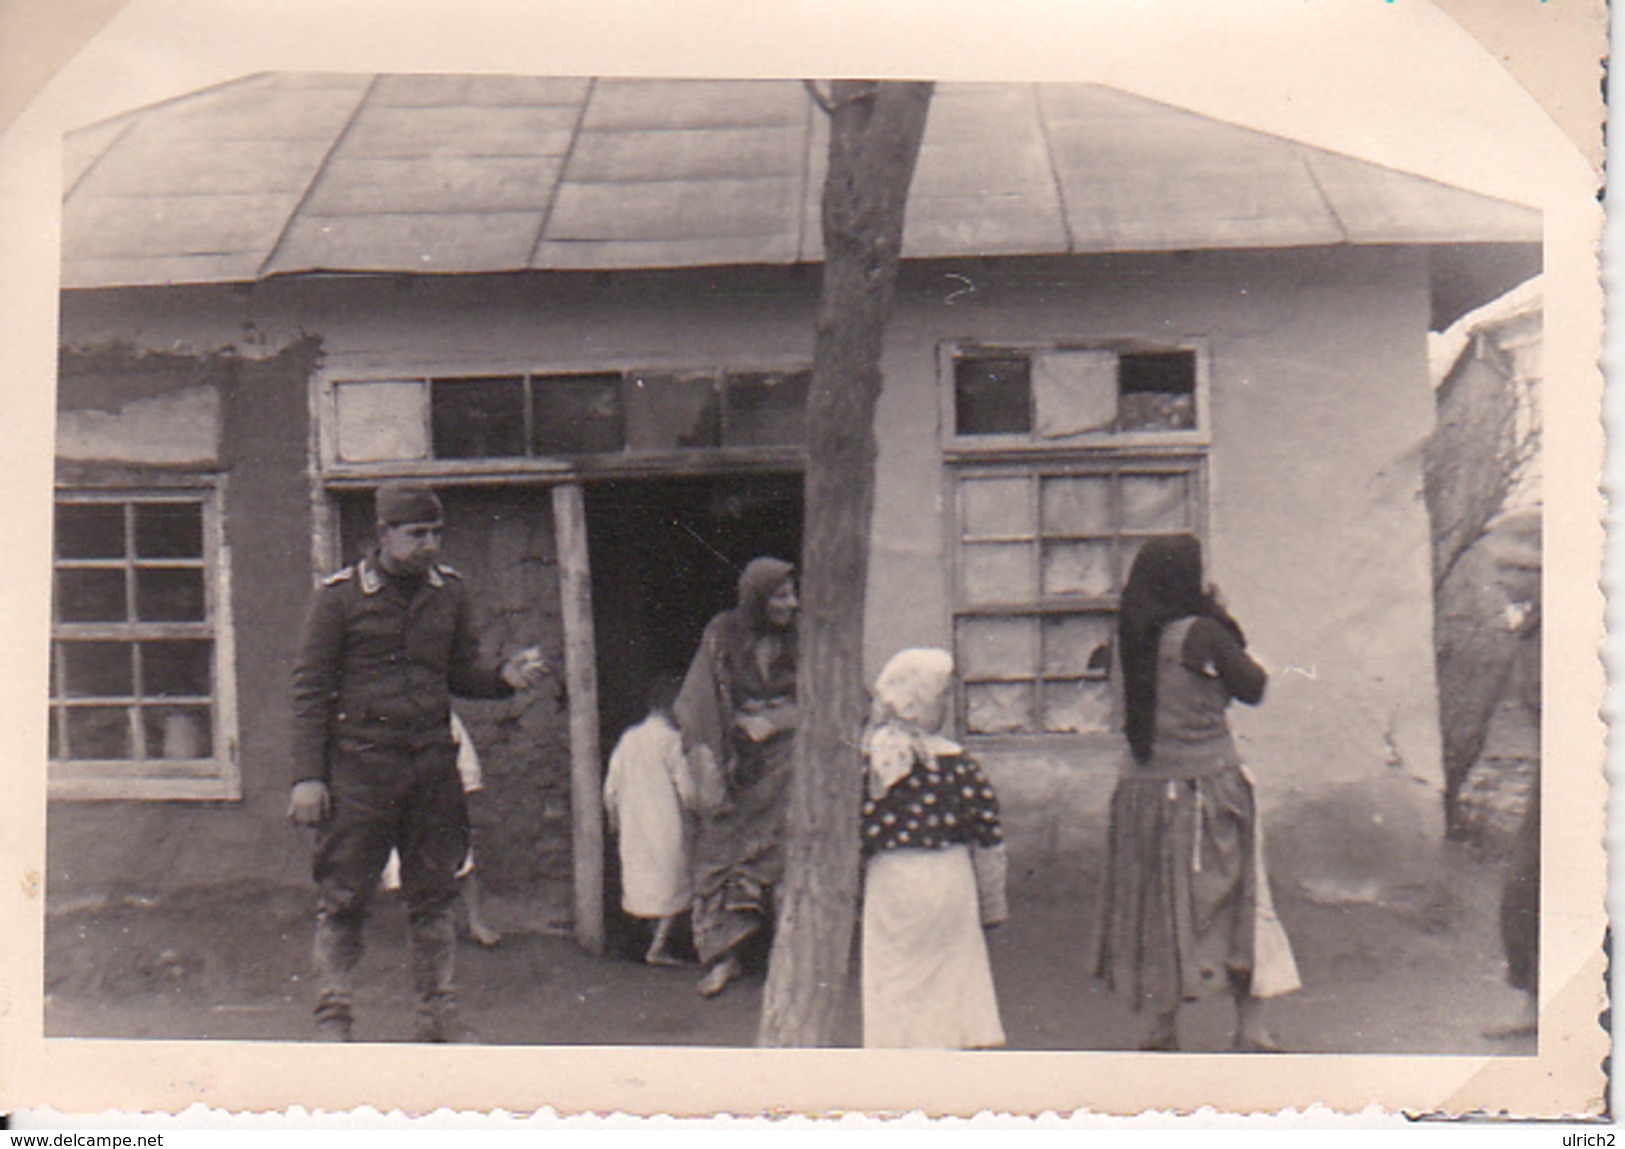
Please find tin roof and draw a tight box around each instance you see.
[62,74,1540,293]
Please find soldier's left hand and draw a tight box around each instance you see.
[501,646,548,690]
[288,780,331,827]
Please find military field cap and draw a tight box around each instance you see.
[375,481,444,526]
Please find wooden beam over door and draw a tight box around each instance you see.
[552,481,605,955]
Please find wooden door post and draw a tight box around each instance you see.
[552,481,605,955]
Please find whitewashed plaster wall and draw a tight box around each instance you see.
[59,244,1447,893]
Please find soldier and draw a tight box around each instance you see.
[288,482,547,1042]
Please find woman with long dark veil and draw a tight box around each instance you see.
[673,557,800,998]
[1095,534,1296,1051]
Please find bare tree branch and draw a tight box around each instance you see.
[802,80,834,115]
[1426,318,1541,838]
[802,80,838,115]
[802,79,881,116]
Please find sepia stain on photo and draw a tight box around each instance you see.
[44,73,1545,1063]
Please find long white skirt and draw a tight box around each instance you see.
[861,845,1006,1049]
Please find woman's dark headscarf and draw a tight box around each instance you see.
[1118,534,1206,763]
[736,556,795,633]
[672,556,797,765]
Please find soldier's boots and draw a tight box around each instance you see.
[410,909,477,1042]
[413,1005,480,1044]
[311,901,364,1043]
[315,1016,354,1042]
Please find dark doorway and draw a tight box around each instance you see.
[585,471,802,960]
[584,472,803,750]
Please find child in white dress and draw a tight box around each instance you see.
[604,674,696,965]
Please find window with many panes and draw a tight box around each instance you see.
[49,491,238,800]
[946,342,1207,739]
[330,368,810,465]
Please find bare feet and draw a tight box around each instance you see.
[697,954,742,997]
[1232,994,1281,1052]
[460,878,499,946]
[645,915,680,965]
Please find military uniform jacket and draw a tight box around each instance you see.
[290,554,513,786]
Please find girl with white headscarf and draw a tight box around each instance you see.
[860,648,1006,1049]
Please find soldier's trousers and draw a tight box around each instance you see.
[310,737,468,1030]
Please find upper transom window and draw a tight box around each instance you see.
[331,368,811,464]
[951,345,1200,441]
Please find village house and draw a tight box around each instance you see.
[1426,276,1542,847]
[49,75,1540,947]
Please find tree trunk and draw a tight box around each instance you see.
[757,80,933,1047]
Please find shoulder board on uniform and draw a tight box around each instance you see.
[434,563,463,580]
[321,566,357,587]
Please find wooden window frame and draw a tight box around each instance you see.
[941,339,1210,747]
[316,357,813,481]
[49,484,240,801]
[940,337,1213,457]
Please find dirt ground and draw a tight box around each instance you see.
[41,837,1539,1057]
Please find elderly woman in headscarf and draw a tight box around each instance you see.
[674,556,801,998]
[1095,534,1293,1052]
[860,648,1006,1049]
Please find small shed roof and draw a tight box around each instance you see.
[63,74,1540,312]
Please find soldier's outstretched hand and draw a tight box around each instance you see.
[501,646,549,690]
[288,780,331,826]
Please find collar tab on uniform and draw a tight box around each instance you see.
[358,557,383,596]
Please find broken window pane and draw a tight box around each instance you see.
[965,680,1035,735]
[65,706,132,759]
[1042,614,1113,679]
[1042,679,1113,733]
[1122,472,1191,531]
[57,568,127,623]
[1040,474,1112,535]
[1033,350,1118,438]
[134,503,204,559]
[724,371,809,447]
[956,616,1038,680]
[955,354,1031,435]
[625,373,722,450]
[961,542,1035,604]
[335,380,430,462]
[960,476,1031,540]
[1042,540,1114,596]
[56,503,125,559]
[1118,351,1196,431]
[531,373,625,455]
[432,376,526,459]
